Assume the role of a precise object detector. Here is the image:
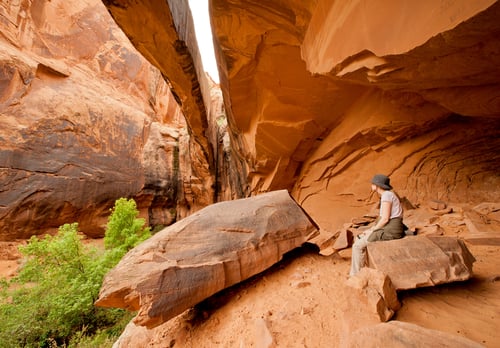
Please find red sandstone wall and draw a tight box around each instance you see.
[208,0,500,231]
[0,0,213,240]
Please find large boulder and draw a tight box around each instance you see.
[95,190,319,328]
[367,236,476,290]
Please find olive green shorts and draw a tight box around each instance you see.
[367,217,405,242]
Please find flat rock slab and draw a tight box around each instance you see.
[345,321,484,348]
[463,209,500,246]
[367,236,475,290]
[95,190,318,328]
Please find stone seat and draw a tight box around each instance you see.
[366,236,475,290]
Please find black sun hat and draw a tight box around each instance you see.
[371,174,392,190]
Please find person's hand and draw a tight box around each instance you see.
[357,230,368,239]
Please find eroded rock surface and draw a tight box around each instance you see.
[2,0,499,345]
[367,236,475,290]
[340,267,400,339]
[345,321,484,348]
[102,1,500,229]
[208,0,500,209]
[95,190,318,328]
[0,0,214,240]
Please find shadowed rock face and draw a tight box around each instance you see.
[101,0,213,165]
[0,0,213,240]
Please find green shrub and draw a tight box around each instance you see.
[0,198,151,347]
[104,198,151,253]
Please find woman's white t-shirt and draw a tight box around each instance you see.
[380,191,403,219]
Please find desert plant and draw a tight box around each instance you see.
[104,198,151,252]
[0,198,151,347]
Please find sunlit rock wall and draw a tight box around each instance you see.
[0,0,213,240]
[210,0,500,231]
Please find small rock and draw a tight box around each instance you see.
[434,207,454,215]
[417,224,444,236]
[340,268,400,341]
[351,217,373,226]
[290,281,311,289]
[309,229,339,254]
[300,306,314,315]
[333,228,354,250]
[429,199,447,210]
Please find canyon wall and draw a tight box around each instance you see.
[208,0,500,231]
[102,0,250,202]
[104,0,500,234]
[2,0,499,239]
[293,0,500,230]
[0,0,214,240]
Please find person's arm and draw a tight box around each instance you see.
[366,201,392,234]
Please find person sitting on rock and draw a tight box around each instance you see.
[349,174,405,276]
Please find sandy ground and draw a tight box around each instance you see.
[1,207,499,347]
[139,242,499,348]
[0,242,23,279]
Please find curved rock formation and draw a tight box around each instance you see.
[208,0,500,233]
[2,0,500,343]
[101,0,500,231]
